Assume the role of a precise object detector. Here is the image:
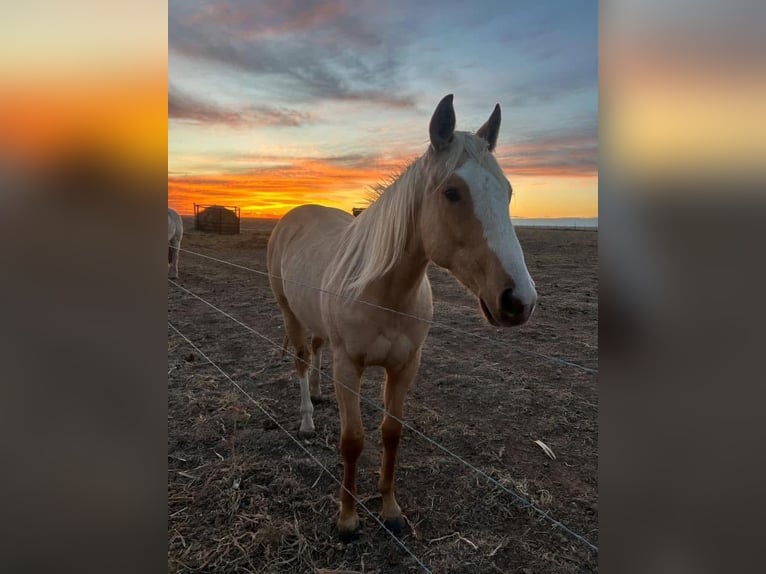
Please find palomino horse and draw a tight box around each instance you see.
[168,208,183,279]
[267,94,537,538]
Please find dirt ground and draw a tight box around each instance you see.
[167,217,598,573]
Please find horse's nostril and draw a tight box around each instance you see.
[500,289,525,317]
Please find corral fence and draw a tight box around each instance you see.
[194,204,241,234]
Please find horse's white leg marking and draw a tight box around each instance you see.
[298,372,315,435]
[455,159,537,307]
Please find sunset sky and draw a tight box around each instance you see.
[168,0,598,219]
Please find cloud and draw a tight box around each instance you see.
[169,0,417,108]
[167,150,420,217]
[167,128,597,220]
[498,2,597,106]
[168,85,313,127]
[498,119,598,177]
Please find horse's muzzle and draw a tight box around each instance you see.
[480,296,533,327]
[499,288,535,326]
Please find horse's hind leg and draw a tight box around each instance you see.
[309,336,324,402]
[168,239,180,279]
[281,310,315,437]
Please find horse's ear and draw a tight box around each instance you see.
[476,103,501,152]
[429,94,456,151]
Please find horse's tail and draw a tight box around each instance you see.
[280,334,289,358]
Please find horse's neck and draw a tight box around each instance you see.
[361,178,429,306]
[368,233,428,306]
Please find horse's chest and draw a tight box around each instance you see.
[354,332,416,368]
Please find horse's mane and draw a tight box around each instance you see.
[327,132,498,297]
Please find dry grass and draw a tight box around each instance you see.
[168,219,598,573]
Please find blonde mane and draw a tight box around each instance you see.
[327,132,500,297]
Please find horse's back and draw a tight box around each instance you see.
[267,205,351,268]
[267,205,353,336]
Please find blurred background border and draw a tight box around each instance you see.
[1,1,765,572]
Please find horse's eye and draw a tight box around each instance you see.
[444,187,461,202]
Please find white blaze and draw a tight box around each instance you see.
[455,159,537,307]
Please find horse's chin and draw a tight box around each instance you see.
[479,298,500,327]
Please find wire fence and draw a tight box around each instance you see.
[168,278,599,555]
[171,244,598,376]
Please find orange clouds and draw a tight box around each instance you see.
[168,152,597,219]
[168,154,414,217]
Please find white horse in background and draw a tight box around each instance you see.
[168,208,183,279]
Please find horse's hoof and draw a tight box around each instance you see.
[310,395,323,404]
[297,429,315,439]
[337,525,361,543]
[337,514,360,542]
[383,516,406,537]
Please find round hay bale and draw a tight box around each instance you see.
[196,205,240,234]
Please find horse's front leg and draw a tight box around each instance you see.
[379,350,421,536]
[333,350,364,540]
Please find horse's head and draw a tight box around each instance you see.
[420,95,537,327]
